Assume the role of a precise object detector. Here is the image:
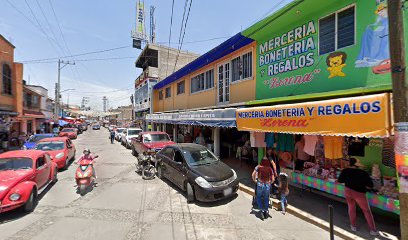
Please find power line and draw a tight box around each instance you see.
[47,0,83,84]
[176,0,189,51]
[71,87,133,94]
[157,36,231,45]
[23,0,64,57]
[34,0,67,56]
[23,56,135,64]
[20,45,131,63]
[165,0,176,77]
[172,0,193,73]
[49,0,71,59]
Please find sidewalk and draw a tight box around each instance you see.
[223,158,401,240]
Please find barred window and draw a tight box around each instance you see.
[177,81,185,95]
[319,6,355,55]
[165,87,171,98]
[191,69,214,93]
[2,64,12,95]
[231,51,252,82]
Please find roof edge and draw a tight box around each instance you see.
[0,34,16,48]
[153,32,254,90]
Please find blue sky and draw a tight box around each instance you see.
[1,0,291,110]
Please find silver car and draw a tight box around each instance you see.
[121,128,142,149]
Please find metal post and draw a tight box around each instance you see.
[54,59,61,123]
[329,205,334,240]
[54,59,75,123]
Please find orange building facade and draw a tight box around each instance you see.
[0,34,24,151]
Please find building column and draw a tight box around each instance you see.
[213,127,220,157]
[32,119,37,133]
[173,125,177,143]
[20,119,27,134]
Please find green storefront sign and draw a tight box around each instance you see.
[242,0,406,100]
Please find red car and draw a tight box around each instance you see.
[35,137,76,170]
[130,131,175,157]
[0,150,58,213]
[58,128,78,139]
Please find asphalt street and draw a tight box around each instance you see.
[0,128,337,240]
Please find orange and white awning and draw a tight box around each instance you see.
[236,93,392,138]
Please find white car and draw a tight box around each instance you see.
[121,128,142,149]
[115,128,126,141]
[108,125,116,131]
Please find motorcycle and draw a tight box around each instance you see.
[75,155,98,195]
[135,151,156,180]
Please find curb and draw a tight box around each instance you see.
[238,183,364,240]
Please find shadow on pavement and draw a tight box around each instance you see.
[0,178,57,223]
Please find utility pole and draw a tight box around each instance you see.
[54,59,75,122]
[130,94,135,122]
[102,96,108,112]
[150,5,156,43]
[388,1,408,239]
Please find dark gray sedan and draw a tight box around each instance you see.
[155,143,239,203]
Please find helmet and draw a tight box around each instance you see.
[83,148,91,154]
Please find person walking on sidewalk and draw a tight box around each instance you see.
[266,148,279,195]
[275,173,289,215]
[109,130,115,144]
[252,157,275,220]
[338,158,379,236]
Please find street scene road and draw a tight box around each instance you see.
[1,0,406,239]
[0,129,333,240]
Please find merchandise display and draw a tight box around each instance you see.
[293,173,400,214]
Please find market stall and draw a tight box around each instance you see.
[236,93,400,215]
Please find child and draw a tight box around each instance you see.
[275,173,289,214]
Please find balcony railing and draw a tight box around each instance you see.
[135,67,159,87]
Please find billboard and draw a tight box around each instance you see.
[135,0,145,40]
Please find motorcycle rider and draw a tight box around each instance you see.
[76,148,97,179]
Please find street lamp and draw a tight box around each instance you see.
[60,88,75,93]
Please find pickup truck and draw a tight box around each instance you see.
[130,131,175,157]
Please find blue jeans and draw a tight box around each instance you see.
[256,182,270,212]
[281,194,287,212]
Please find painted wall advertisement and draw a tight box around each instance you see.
[249,0,395,100]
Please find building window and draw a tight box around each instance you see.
[165,87,171,98]
[319,6,355,55]
[177,81,185,95]
[26,94,33,107]
[159,90,163,100]
[231,51,253,82]
[190,69,214,93]
[2,64,12,95]
[32,95,39,107]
